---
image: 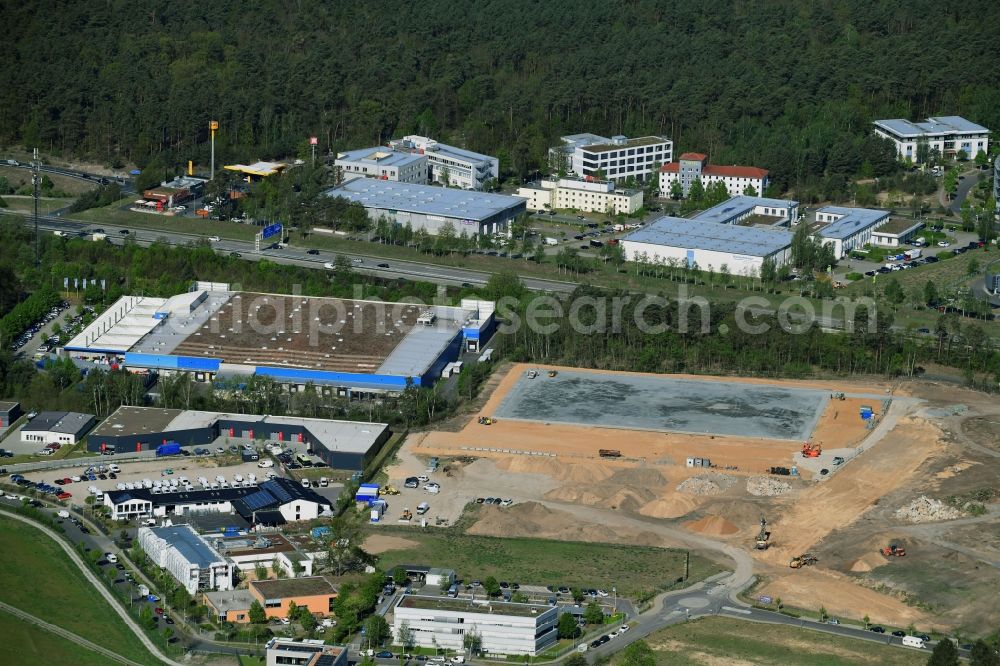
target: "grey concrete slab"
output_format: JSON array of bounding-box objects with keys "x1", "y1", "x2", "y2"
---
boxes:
[{"x1": 495, "y1": 370, "x2": 828, "y2": 441}]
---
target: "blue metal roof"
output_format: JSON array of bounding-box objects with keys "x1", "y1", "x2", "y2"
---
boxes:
[
  {"x1": 692, "y1": 195, "x2": 798, "y2": 225},
  {"x1": 815, "y1": 206, "x2": 889, "y2": 240},
  {"x1": 148, "y1": 525, "x2": 221, "y2": 567},
  {"x1": 327, "y1": 179, "x2": 526, "y2": 222},
  {"x1": 622, "y1": 216, "x2": 792, "y2": 257}
]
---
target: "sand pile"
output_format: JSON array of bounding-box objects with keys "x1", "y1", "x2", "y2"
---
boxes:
[
  {"x1": 638, "y1": 494, "x2": 700, "y2": 519},
  {"x1": 467, "y1": 502, "x2": 662, "y2": 545},
  {"x1": 544, "y1": 483, "x2": 657, "y2": 510},
  {"x1": 682, "y1": 514, "x2": 739, "y2": 536},
  {"x1": 747, "y1": 476, "x2": 791, "y2": 496},
  {"x1": 895, "y1": 496, "x2": 963, "y2": 523},
  {"x1": 495, "y1": 456, "x2": 614, "y2": 484},
  {"x1": 606, "y1": 467, "x2": 669, "y2": 488},
  {"x1": 677, "y1": 474, "x2": 736, "y2": 496}
]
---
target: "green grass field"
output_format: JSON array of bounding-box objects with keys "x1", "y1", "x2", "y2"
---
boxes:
[
  {"x1": 69, "y1": 199, "x2": 258, "y2": 241},
  {"x1": 371, "y1": 528, "x2": 722, "y2": 599},
  {"x1": 0, "y1": 611, "x2": 115, "y2": 666},
  {"x1": 0, "y1": 516, "x2": 157, "y2": 664},
  {"x1": 1, "y1": 196, "x2": 72, "y2": 214},
  {"x1": 626, "y1": 617, "x2": 920, "y2": 665}
]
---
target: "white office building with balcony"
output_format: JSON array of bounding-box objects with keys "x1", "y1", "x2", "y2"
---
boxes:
[
  {"x1": 138, "y1": 525, "x2": 234, "y2": 595},
  {"x1": 549, "y1": 133, "x2": 672, "y2": 183},
  {"x1": 392, "y1": 595, "x2": 558, "y2": 656},
  {"x1": 334, "y1": 147, "x2": 428, "y2": 184},
  {"x1": 872, "y1": 116, "x2": 989, "y2": 163},
  {"x1": 389, "y1": 136, "x2": 499, "y2": 190}
]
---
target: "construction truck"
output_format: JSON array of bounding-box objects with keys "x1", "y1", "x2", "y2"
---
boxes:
[
  {"x1": 880, "y1": 543, "x2": 906, "y2": 557},
  {"x1": 831, "y1": 392, "x2": 845, "y2": 400},
  {"x1": 547, "y1": 370, "x2": 558, "y2": 377},
  {"x1": 801, "y1": 442, "x2": 822, "y2": 458},
  {"x1": 755, "y1": 517, "x2": 770, "y2": 550},
  {"x1": 789, "y1": 553, "x2": 818, "y2": 568},
  {"x1": 477, "y1": 416, "x2": 494, "y2": 425},
  {"x1": 598, "y1": 449, "x2": 622, "y2": 458},
  {"x1": 399, "y1": 508, "x2": 412, "y2": 522},
  {"x1": 383, "y1": 484, "x2": 401, "y2": 496},
  {"x1": 526, "y1": 370, "x2": 538, "y2": 379}
]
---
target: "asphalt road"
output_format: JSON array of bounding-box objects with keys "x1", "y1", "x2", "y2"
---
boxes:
[
  {"x1": 1, "y1": 159, "x2": 134, "y2": 194},
  {"x1": 948, "y1": 169, "x2": 983, "y2": 214}
]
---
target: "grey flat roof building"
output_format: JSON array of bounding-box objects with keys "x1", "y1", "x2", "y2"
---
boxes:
[
  {"x1": 22, "y1": 411, "x2": 95, "y2": 437},
  {"x1": 146, "y1": 525, "x2": 222, "y2": 568},
  {"x1": 692, "y1": 195, "x2": 799, "y2": 225},
  {"x1": 815, "y1": 206, "x2": 889, "y2": 240},
  {"x1": 873, "y1": 116, "x2": 989, "y2": 138},
  {"x1": 623, "y1": 216, "x2": 793, "y2": 257},
  {"x1": 335, "y1": 147, "x2": 427, "y2": 169},
  {"x1": 327, "y1": 178, "x2": 525, "y2": 223}
]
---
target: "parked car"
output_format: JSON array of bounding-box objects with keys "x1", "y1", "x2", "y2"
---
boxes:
[{"x1": 423, "y1": 483, "x2": 440, "y2": 493}]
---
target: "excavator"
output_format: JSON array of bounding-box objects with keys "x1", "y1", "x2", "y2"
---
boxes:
[
  {"x1": 880, "y1": 543, "x2": 906, "y2": 557},
  {"x1": 801, "y1": 442, "x2": 822, "y2": 458},
  {"x1": 477, "y1": 416, "x2": 495, "y2": 425},
  {"x1": 383, "y1": 484, "x2": 401, "y2": 496},
  {"x1": 755, "y1": 517, "x2": 771, "y2": 550},
  {"x1": 789, "y1": 553, "x2": 818, "y2": 568}
]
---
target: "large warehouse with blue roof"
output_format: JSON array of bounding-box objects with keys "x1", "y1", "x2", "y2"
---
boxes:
[{"x1": 63, "y1": 283, "x2": 496, "y2": 397}]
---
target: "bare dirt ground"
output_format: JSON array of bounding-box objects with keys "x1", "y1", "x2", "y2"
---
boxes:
[
  {"x1": 387, "y1": 365, "x2": 999, "y2": 633},
  {"x1": 364, "y1": 534, "x2": 419, "y2": 554}
]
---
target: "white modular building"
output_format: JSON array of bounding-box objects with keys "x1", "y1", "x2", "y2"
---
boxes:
[
  {"x1": 872, "y1": 116, "x2": 989, "y2": 162},
  {"x1": 621, "y1": 215, "x2": 793, "y2": 275},
  {"x1": 812, "y1": 206, "x2": 891, "y2": 259},
  {"x1": 389, "y1": 136, "x2": 499, "y2": 190},
  {"x1": 334, "y1": 147, "x2": 428, "y2": 184},
  {"x1": 550, "y1": 133, "x2": 672, "y2": 183},
  {"x1": 137, "y1": 525, "x2": 233, "y2": 594},
  {"x1": 516, "y1": 177, "x2": 643, "y2": 215},
  {"x1": 393, "y1": 595, "x2": 559, "y2": 656}
]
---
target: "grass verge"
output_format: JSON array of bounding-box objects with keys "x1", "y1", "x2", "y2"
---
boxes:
[
  {"x1": 0, "y1": 610, "x2": 114, "y2": 666},
  {"x1": 370, "y1": 527, "x2": 722, "y2": 600},
  {"x1": 624, "y1": 616, "x2": 920, "y2": 665},
  {"x1": 69, "y1": 199, "x2": 258, "y2": 241},
  {"x1": 0, "y1": 516, "x2": 157, "y2": 664}
]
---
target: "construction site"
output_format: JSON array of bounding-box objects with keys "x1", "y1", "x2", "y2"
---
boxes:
[{"x1": 384, "y1": 363, "x2": 1000, "y2": 635}]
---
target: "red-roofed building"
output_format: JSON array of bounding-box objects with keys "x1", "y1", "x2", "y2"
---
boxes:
[{"x1": 660, "y1": 153, "x2": 768, "y2": 198}]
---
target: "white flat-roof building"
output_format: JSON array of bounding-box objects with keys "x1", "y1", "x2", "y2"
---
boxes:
[
  {"x1": 621, "y1": 216, "x2": 793, "y2": 275},
  {"x1": 516, "y1": 177, "x2": 643, "y2": 215},
  {"x1": 20, "y1": 411, "x2": 95, "y2": 446},
  {"x1": 550, "y1": 133, "x2": 672, "y2": 183},
  {"x1": 872, "y1": 116, "x2": 989, "y2": 163},
  {"x1": 334, "y1": 147, "x2": 428, "y2": 184},
  {"x1": 692, "y1": 195, "x2": 799, "y2": 226},
  {"x1": 870, "y1": 218, "x2": 923, "y2": 248},
  {"x1": 393, "y1": 595, "x2": 559, "y2": 656},
  {"x1": 813, "y1": 206, "x2": 891, "y2": 259},
  {"x1": 660, "y1": 153, "x2": 769, "y2": 197},
  {"x1": 327, "y1": 178, "x2": 525, "y2": 237},
  {"x1": 389, "y1": 136, "x2": 498, "y2": 191},
  {"x1": 265, "y1": 639, "x2": 347, "y2": 666},
  {"x1": 138, "y1": 525, "x2": 233, "y2": 594}
]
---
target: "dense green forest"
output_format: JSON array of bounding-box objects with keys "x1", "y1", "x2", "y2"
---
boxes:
[{"x1": 2, "y1": 1, "x2": 999, "y2": 193}]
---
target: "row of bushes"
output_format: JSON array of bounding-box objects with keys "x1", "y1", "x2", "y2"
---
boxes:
[{"x1": 0, "y1": 287, "x2": 61, "y2": 343}]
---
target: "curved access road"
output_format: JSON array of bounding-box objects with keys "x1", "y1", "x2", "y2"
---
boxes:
[
  {"x1": 0, "y1": 511, "x2": 184, "y2": 666},
  {"x1": 0, "y1": 599, "x2": 146, "y2": 665}
]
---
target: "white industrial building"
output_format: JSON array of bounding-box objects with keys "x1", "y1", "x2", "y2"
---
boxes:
[
  {"x1": 516, "y1": 177, "x2": 643, "y2": 215},
  {"x1": 389, "y1": 136, "x2": 499, "y2": 190},
  {"x1": 621, "y1": 216, "x2": 793, "y2": 274},
  {"x1": 265, "y1": 639, "x2": 347, "y2": 666},
  {"x1": 20, "y1": 411, "x2": 95, "y2": 447},
  {"x1": 870, "y1": 218, "x2": 923, "y2": 248},
  {"x1": 327, "y1": 178, "x2": 526, "y2": 236},
  {"x1": 872, "y1": 116, "x2": 990, "y2": 162},
  {"x1": 334, "y1": 147, "x2": 428, "y2": 184},
  {"x1": 692, "y1": 195, "x2": 799, "y2": 226},
  {"x1": 138, "y1": 525, "x2": 234, "y2": 595},
  {"x1": 393, "y1": 595, "x2": 559, "y2": 656},
  {"x1": 549, "y1": 133, "x2": 672, "y2": 182},
  {"x1": 659, "y1": 153, "x2": 769, "y2": 197},
  {"x1": 812, "y1": 206, "x2": 891, "y2": 259}
]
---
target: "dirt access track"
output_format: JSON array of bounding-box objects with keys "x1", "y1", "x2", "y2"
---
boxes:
[{"x1": 391, "y1": 364, "x2": 990, "y2": 631}]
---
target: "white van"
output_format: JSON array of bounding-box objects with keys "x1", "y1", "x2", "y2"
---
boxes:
[{"x1": 902, "y1": 636, "x2": 925, "y2": 649}]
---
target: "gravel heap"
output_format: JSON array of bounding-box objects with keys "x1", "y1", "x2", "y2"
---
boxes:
[
  {"x1": 746, "y1": 476, "x2": 791, "y2": 497},
  {"x1": 677, "y1": 474, "x2": 736, "y2": 496},
  {"x1": 894, "y1": 496, "x2": 964, "y2": 523}
]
